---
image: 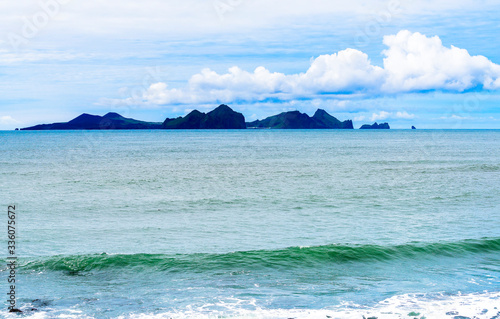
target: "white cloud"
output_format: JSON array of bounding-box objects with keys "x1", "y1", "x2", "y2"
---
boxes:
[
  {"x1": 102, "y1": 30, "x2": 500, "y2": 107},
  {"x1": 439, "y1": 114, "x2": 498, "y2": 121},
  {"x1": 296, "y1": 49, "x2": 385, "y2": 94},
  {"x1": 395, "y1": 111, "x2": 416, "y2": 119},
  {"x1": 382, "y1": 30, "x2": 500, "y2": 92},
  {"x1": 0, "y1": 116, "x2": 20, "y2": 125},
  {"x1": 1, "y1": 0, "x2": 499, "y2": 39},
  {"x1": 371, "y1": 111, "x2": 391, "y2": 122},
  {"x1": 0, "y1": 49, "x2": 88, "y2": 64},
  {"x1": 370, "y1": 111, "x2": 416, "y2": 122},
  {"x1": 449, "y1": 115, "x2": 471, "y2": 120}
]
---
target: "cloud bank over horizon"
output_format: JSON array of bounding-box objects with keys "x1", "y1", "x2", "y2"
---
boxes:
[{"x1": 102, "y1": 30, "x2": 500, "y2": 108}]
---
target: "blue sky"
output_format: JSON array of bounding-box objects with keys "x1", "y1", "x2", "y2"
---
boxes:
[{"x1": 1, "y1": 0, "x2": 500, "y2": 129}]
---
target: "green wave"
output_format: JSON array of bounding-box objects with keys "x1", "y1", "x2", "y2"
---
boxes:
[{"x1": 16, "y1": 237, "x2": 500, "y2": 274}]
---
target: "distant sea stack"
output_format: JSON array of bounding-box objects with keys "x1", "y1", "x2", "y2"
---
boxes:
[
  {"x1": 163, "y1": 104, "x2": 246, "y2": 129},
  {"x1": 246, "y1": 109, "x2": 353, "y2": 129},
  {"x1": 21, "y1": 113, "x2": 162, "y2": 130},
  {"x1": 359, "y1": 122, "x2": 390, "y2": 129},
  {"x1": 412, "y1": 126, "x2": 416, "y2": 130}
]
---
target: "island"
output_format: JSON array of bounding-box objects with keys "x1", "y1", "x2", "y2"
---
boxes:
[
  {"x1": 163, "y1": 104, "x2": 246, "y2": 129},
  {"x1": 359, "y1": 122, "x2": 390, "y2": 129},
  {"x1": 246, "y1": 109, "x2": 353, "y2": 129},
  {"x1": 21, "y1": 112, "x2": 162, "y2": 130}
]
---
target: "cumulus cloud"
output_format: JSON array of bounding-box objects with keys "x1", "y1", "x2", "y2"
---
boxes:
[
  {"x1": 382, "y1": 30, "x2": 500, "y2": 92},
  {"x1": 103, "y1": 30, "x2": 500, "y2": 107}
]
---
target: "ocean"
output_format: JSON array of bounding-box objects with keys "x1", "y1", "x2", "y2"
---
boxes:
[{"x1": 1, "y1": 130, "x2": 499, "y2": 318}]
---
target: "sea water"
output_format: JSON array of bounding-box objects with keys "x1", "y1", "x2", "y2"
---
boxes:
[{"x1": 0, "y1": 130, "x2": 499, "y2": 318}]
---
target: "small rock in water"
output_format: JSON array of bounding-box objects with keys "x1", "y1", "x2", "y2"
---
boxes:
[
  {"x1": 9, "y1": 308, "x2": 22, "y2": 313},
  {"x1": 446, "y1": 311, "x2": 459, "y2": 316},
  {"x1": 453, "y1": 316, "x2": 471, "y2": 319}
]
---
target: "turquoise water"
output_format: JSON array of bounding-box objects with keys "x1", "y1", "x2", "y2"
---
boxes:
[{"x1": 1, "y1": 130, "x2": 499, "y2": 318}]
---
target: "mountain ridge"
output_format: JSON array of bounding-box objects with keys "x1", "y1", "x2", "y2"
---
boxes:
[
  {"x1": 163, "y1": 104, "x2": 246, "y2": 129},
  {"x1": 246, "y1": 109, "x2": 353, "y2": 129},
  {"x1": 359, "y1": 122, "x2": 391, "y2": 130},
  {"x1": 20, "y1": 105, "x2": 385, "y2": 130},
  {"x1": 21, "y1": 112, "x2": 163, "y2": 130}
]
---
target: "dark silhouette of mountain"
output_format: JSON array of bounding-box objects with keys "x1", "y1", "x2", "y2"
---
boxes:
[
  {"x1": 21, "y1": 113, "x2": 162, "y2": 130},
  {"x1": 312, "y1": 109, "x2": 354, "y2": 129},
  {"x1": 20, "y1": 105, "x2": 358, "y2": 131},
  {"x1": 163, "y1": 104, "x2": 246, "y2": 129},
  {"x1": 246, "y1": 111, "x2": 313, "y2": 129},
  {"x1": 412, "y1": 126, "x2": 416, "y2": 129},
  {"x1": 246, "y1": 109, "x2": 353, "y2": 129},
  {"x1": 162, "y1": 110, "x2": 206, "y2": 129},
  {"x1": 359, "y1": 122, "x2": 391, "y2": 129}
]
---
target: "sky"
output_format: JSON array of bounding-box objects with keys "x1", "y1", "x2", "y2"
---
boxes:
[{"x1": 1, "y1": 0, "x2": 500, "y2": 129}]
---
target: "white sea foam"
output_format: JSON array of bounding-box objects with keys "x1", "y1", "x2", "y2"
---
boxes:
[
  {"x1": 8, "y1": 291, "x2": 495, "y2": 319},
  {"x1": 1, "y1": 308, "x2": 94, "y2": 319},
  {"x1": 122, "y1": 291, "x2": 500, "y2": 319}
]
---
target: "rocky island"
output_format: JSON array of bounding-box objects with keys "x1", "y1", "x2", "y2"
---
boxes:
[
  {"x1": 246, "y1": 109, "x2": 353, "y2": 129},
  {"x1": 163, "y1": 104, "x2": 246, "y2": 129},
  {"x1": 21, "y1": 112, "x2": 162, "y2": 130},
  {"x1": 359, "y1": 122, "x2": 391, "y2": 129}
]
